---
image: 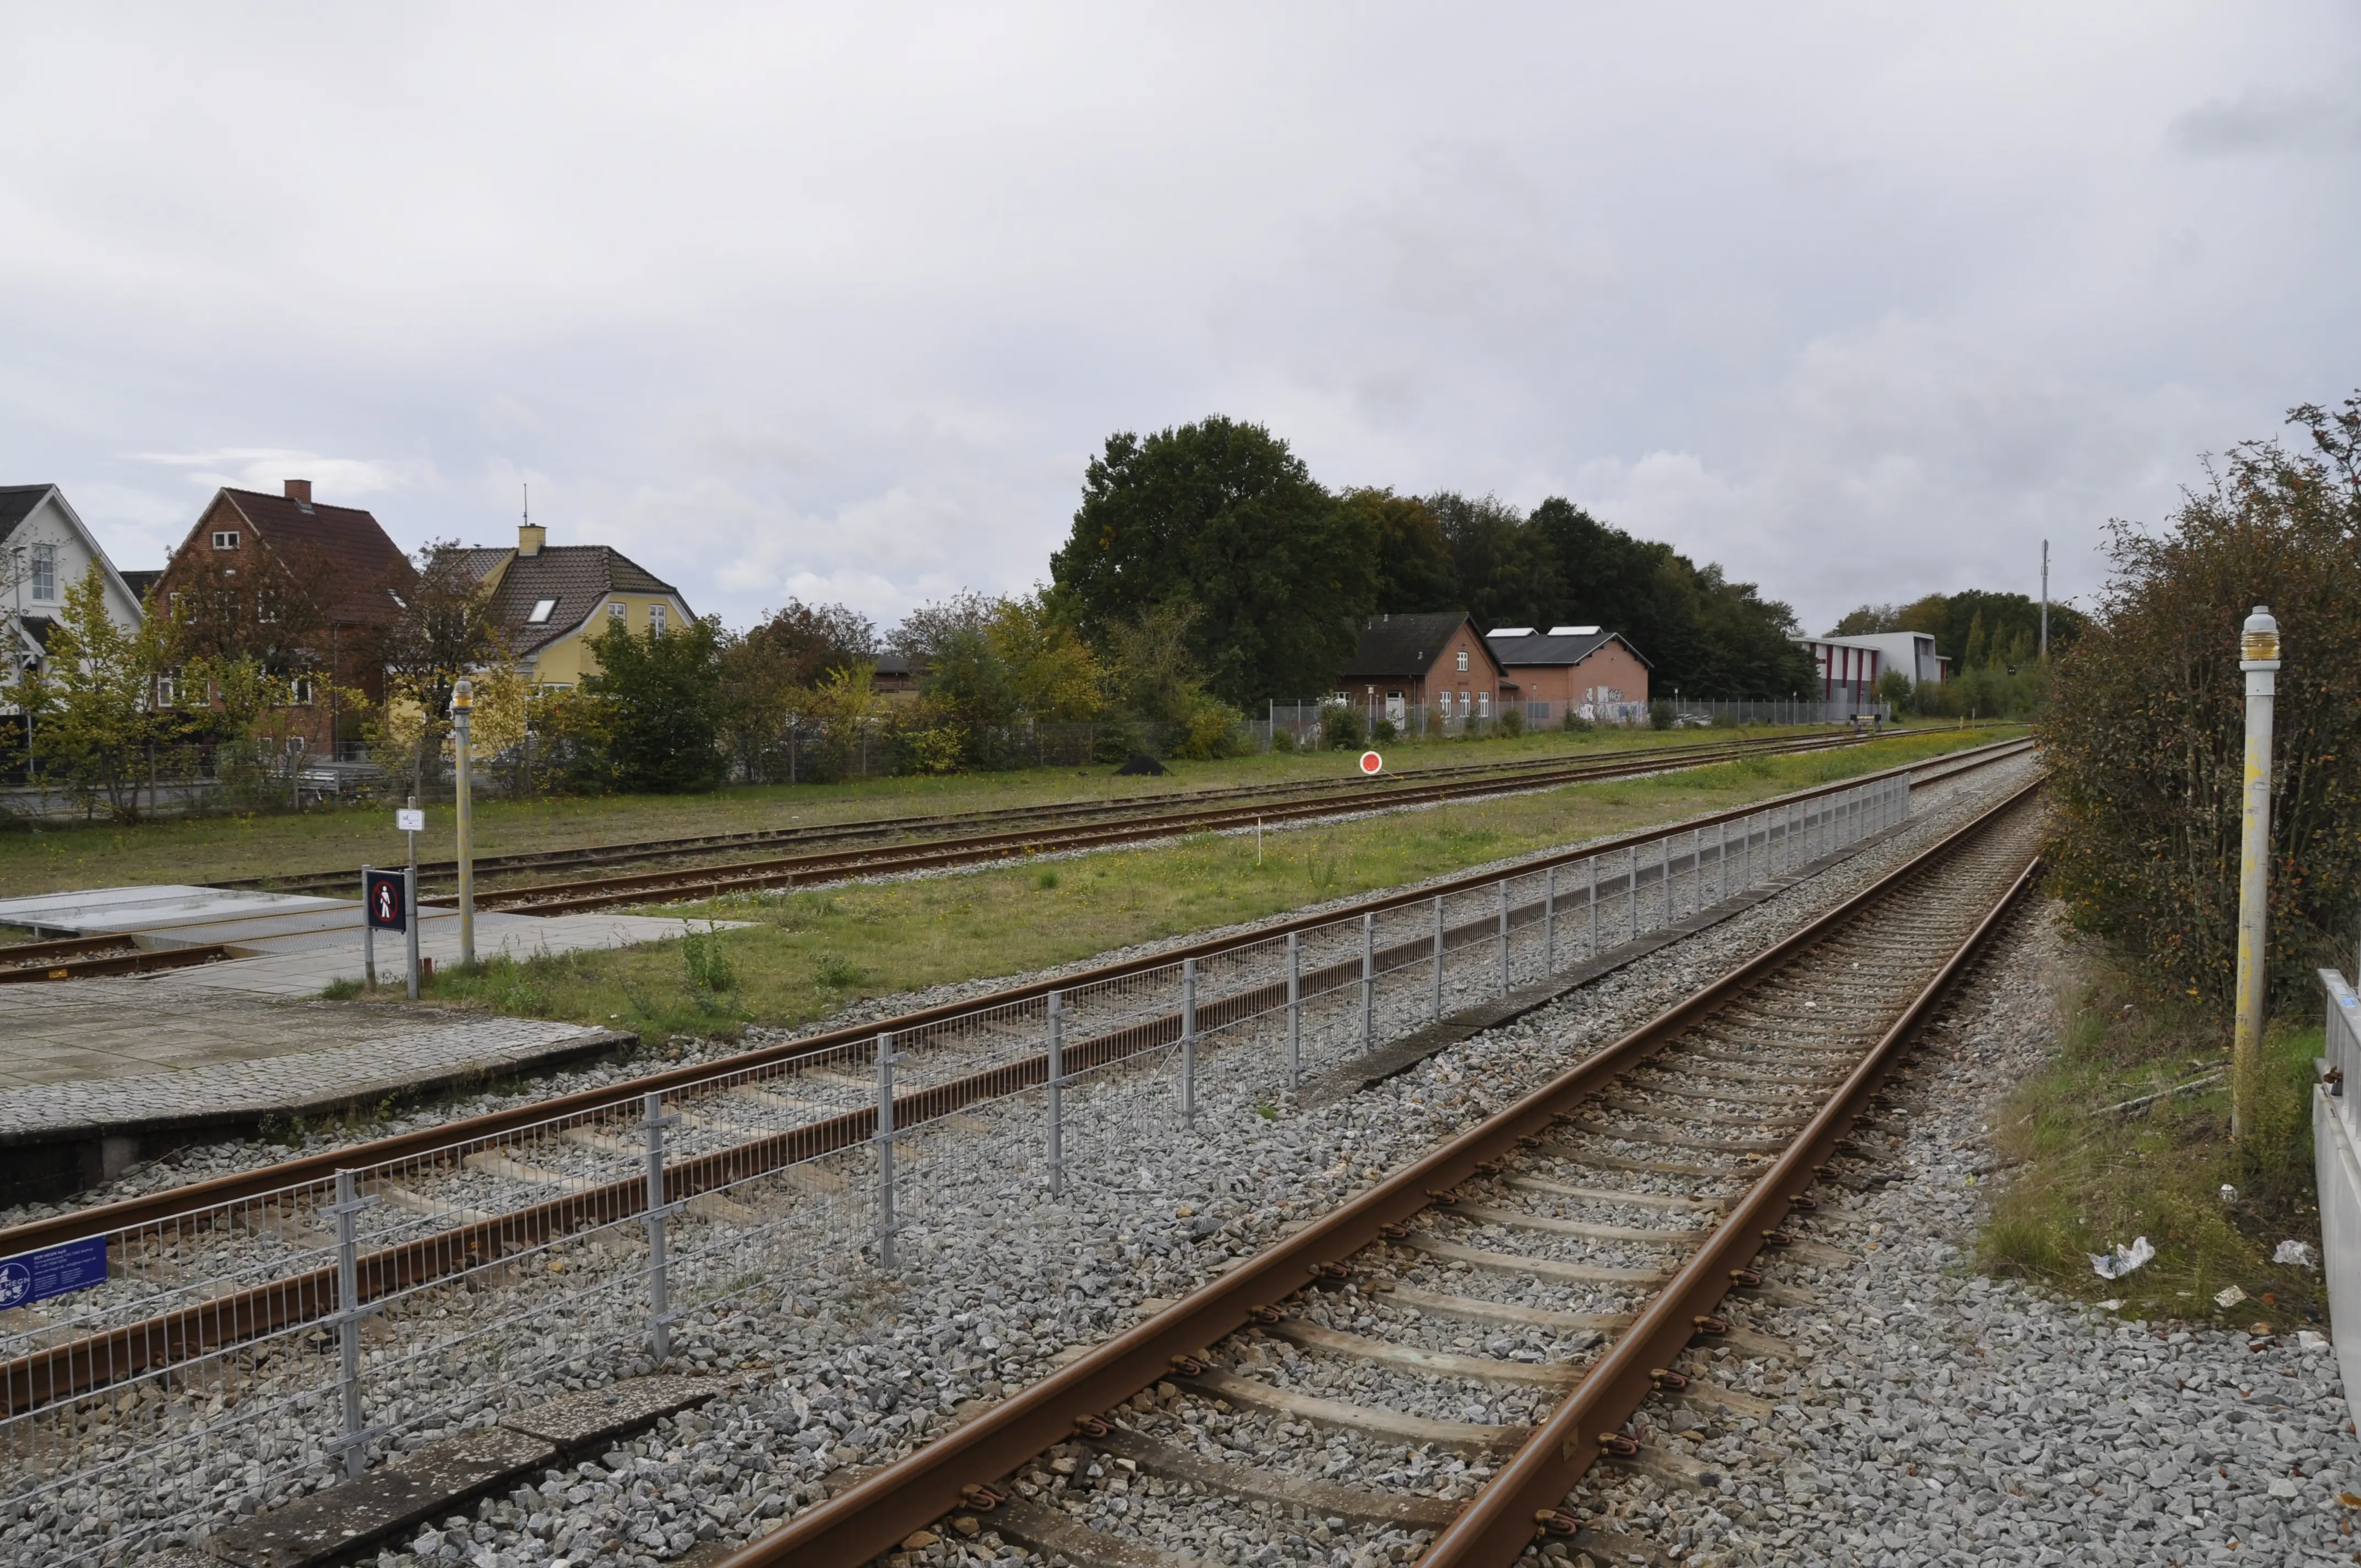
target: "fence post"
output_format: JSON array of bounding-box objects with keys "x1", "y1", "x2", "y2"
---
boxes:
[
  {"x1": 1627, "y1": 846, "x2": 1639, "y2": 943},
  {"x1": 1361, "y1": 912, "x2": 1375, "y2": 1052},
  {"x1": 1586, "y1": 856, "x2": 1598, "y2": 957},
  {"x1": 1046, "y1": 992, "x2": 1064, "y2": 1195},
  {"x1": 1497, "y1": 879, "x2": 1511, "y2": 994},
  {"x1": 1430, "y1": 896, "x2": 1444, "y2": 1020},
  {"x1": 874, "y1": 1033, "x2": 899, "y2": 1270},
  {"x1": 643, "y1": 1090, "x2": 679, "y2": 1360},
  {"x1": 1716, "y1": 820, "x2": 1726, "y2": 903},
  {"x1": 327, "y1": 1168, "x2": 381, "y2": 1480},
  {"x1": 1286, "y1": 932, "x2": 1303, "y2": 1090},
  {"x1": 1661, "y1": 834, "x2": 1672, "y2": 928},
  {"x1": 1543, "y1": 864, "x2": 1556, "y2": 973},
  {"x1": 1182, "y1": 958, "x2": 1199, "y2": 1130}
]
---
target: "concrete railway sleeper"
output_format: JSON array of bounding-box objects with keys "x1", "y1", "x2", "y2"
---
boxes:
[{"x1": 715, "y1": 780, "x2": 2046, "y2": 1568}]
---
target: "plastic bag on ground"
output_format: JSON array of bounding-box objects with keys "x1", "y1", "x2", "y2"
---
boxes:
[
  {"x1": 2274, "y1": 1239, "x2": 2318, "y2": 1269},
  {"x1": 2089, "y1": 1236, "x2": 2155, "y2": 1280}
]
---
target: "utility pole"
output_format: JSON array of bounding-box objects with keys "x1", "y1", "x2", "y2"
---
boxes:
[
  {"x1": 2232, "y1": 606, "x2": 2281, "y2": 1139},
  {"x1": 2039, "y1": 541, "x2": 2049, "y2": 663},
  {"x1": 451, "y1": 677, "x2": 475, "y2": 967}
]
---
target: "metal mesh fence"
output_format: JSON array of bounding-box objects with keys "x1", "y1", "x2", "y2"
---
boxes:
[{"x1": 0, "y1": 774, "x2": 1910, "y2": 1561}]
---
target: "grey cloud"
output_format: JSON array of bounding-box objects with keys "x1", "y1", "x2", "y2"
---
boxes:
[{"x1": 2170, "y1": 88, "x2": 2361, "y2": 157}]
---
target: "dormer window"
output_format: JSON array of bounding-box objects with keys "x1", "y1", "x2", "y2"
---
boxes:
[
  {"x1": 527, "y1": 597, "x2": 558, "y2": 624},
  {"x1": 212, "y1": 530, "x2": 239, "y2": 549}
]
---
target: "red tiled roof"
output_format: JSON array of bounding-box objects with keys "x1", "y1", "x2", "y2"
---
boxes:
[{"x1": 216, "y1": 488, "x2": 412, "y2": 625}]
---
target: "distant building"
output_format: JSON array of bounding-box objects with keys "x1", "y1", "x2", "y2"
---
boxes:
[
  {"x1": 1794, "y1": 631, "x2": 1948, "y2": 706},
  {"x1": 148, "y1": 480, "x2": 413, "y2": 750},
  {"x1": 872, "y1": 650, "x2": 920, "y2": 693},
  {"x1": 1335, "y1": 612, "x2": 1509, "y2": 724},
  {"x1": 1484, "y1": 626, "x2": 1651, "y2": 721},
  {"x1": 455, "y1": 522, "x2": 696, "y2": 690},
  {"x1": 1, "y1": 485, "x2": 148, "y2": 684}
]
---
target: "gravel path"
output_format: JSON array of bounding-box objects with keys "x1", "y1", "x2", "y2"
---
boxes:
[{"x1": 1562, "y1": 903, "x2": 2358, "y2": 1567}]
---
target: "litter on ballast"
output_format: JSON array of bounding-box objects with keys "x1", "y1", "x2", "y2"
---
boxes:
[
  {"x1": 2215, "y1": 1285, "x2": 2248, "y2": 1309},
  {"x1": 2089, "y1": 1237, "x2": 2155, "y2": 1280},
  {"x1": 2095, "y1": 1299, "x2": 2124, "y2": 1311},
  {"x1": 2273, "y1": 1239, "x2": 2319, "y2": 1269},
  {"x1": 2300, "y1": 1330, "x2": 2332, "y2": 1352}
]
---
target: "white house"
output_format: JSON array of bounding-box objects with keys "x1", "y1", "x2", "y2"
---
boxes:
[{"x1": 2, "y1": 486, "x2": 148, "y2": 679}]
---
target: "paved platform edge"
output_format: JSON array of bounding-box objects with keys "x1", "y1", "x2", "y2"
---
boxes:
[{"x1": 0, "y1": 1026, "x2": 637, "y2": 1151}]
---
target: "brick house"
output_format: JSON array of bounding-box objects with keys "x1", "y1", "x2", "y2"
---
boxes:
[
  {"x1": 1334, "y1": 612, "x2": 1511, "y2": 726},
  {"x1": 1484, "y1": 626, "x2": 1652, "y2": 721},
  {"x1": 149, "y1": 480, "x2": 412, "y2": 752}
]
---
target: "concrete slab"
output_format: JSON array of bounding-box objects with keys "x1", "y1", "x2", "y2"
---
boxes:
[{"x1": 200, "y1": 1424, "x2": 557, "y2": 1568}]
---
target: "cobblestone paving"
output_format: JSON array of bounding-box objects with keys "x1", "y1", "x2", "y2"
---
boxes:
[{"x1": 0, "y1": 977, "x2": 621, "y2": 1137}]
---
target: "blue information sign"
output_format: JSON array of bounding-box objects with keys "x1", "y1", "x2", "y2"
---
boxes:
[{"x1": 0, "y1": 1235, "x2": 107, "y2": 1309}]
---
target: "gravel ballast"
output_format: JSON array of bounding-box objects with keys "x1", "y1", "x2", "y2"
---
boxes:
[
  {"x1": 1562, "y1": 905, "x2": 2357, "y2": 1567},
  {"x1": 4, "y1": 761, "x2": 2049, "y2": 1566}
]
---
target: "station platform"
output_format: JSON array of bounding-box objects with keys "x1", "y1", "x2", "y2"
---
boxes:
[{"x1": 0, "y1": 884, "x2": 735, "y2": 998}]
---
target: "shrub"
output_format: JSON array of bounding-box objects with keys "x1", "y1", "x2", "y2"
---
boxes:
[
  {"x1": 1323, "y1": 704, "x2": 1365, "y2": 749},
  {"x1": 1370, "y1": 717, "x2": 1398, "y2": 743},
  {"x1": 1650, "y1": 701, "x2": 1674, "y2": 730},
  {"x1": 1562, "y1": 711, "x2": 1595, "y2": 733},
  {"x1": 2042, "y1": 393, "x2": 2361, "y2": 1006},
  {"x1": 1499, "y1": 706, "x2": 1525, "y2": 738},
  {"x1": 1269, "y1": 728, "x2": 1297, "y2": 754}
]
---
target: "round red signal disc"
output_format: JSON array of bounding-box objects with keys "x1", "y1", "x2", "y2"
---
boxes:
[{"x1": 1359, "y1": 750, "x2": 1383, "y2": 775}]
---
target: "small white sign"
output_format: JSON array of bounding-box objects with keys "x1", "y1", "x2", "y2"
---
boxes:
[{"x1": 396, "y1": 808, "x2": 426, "y2": 832}]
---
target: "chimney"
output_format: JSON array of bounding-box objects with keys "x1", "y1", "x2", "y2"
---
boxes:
[
  {"x1": 519, "y1": 522, "x2": 546, "y2": 557},
  {"x1": 283, "y1": 479, "x2": 312, "y2": 503}
]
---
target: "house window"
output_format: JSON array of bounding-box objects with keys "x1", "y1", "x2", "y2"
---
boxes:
[
  {"x1": 29, "y1": 544, "x2": 55, "y2": 601},
  {"x1": 649, "y1": 603, "x2": 667, "y2": 634},
  {"x1": 1477, "y1": 692, "x2": 1492, "y2": 718},
  {"x1": 527, "y1": 597, "x2": 559, "y2": 624},
  {"x1": 608, "y1": 601, "x2": 627, "y2": 622},
  {"x1": 1455, "y1": 649, "x2": 1469, "y2": 672},
  {"x1": 212, "y1": 530, "x2": 239, "y2": 550},
  {"x1": 155, "y1": 673, "x2": 177, "y2": 707},
  {"x1": 291, "y1": 677, "x2": 315, "y2": 706}
]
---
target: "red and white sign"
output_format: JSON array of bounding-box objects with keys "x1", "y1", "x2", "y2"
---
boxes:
[{"x1": 1359, "y1": 750, "x2": 1384, "y2": 776}]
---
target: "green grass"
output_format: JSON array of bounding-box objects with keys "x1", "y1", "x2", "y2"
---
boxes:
[
  {"x1": 0, "y1": 720, "x2": 1999, "y2": 900},
  {"x1": 1977, "y1": 954, "x2": 2326, "y2": 1329},
  {"x1": 413, "y1": 727, "x2": 2015, "y2": 1043}
]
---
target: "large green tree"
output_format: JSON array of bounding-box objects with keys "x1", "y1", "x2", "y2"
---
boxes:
[{"x1": 1050, "y1": 417, "x2": 1378, "y2": 706}]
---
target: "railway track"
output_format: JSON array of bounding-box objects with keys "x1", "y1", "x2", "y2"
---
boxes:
[
  {"x1": 723, "y1": 777, "x2": 2046, "y2": 1568},
  {"x1": 0, "y1": 746, "x2": 2039, "y2": 1565},
  {"x1": 209, "y1": 729, "x2": 1887, "y2": 910},
  {"x1": 0, "y1": 737, "x2": 2028, "y2": 1261},
  {"x1": 466, "y1": 731, "x2": 1934, "y2": 916}
]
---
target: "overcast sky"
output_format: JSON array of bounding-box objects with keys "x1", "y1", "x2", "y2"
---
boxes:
[{"x1": 4, "y1": 4, "x2": 2355, "y2": 641}]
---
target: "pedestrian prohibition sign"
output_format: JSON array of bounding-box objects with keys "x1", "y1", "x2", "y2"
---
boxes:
[
  {"x1": 365, "y1": 868, "x2": 408, "y2": 933},
  {"x1": 1359, "y1": 750, "x2": 1384, "y2": 776}
]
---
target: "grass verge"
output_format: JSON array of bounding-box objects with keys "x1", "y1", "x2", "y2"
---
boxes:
[
  {"x1": 414, "y1": 727, "x2": 2013, "y2": 1043},
  {"x1": 0, "y1": 721, "x2": 2014, "y2": 900},
  {"x1": 1977, "y1": 948, "x2": 2326, "y2": 1329}
]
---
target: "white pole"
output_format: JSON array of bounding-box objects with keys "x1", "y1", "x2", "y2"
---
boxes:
[{"x1": 2233, "y1": 606, "x2": 2281, "y2": 1140}]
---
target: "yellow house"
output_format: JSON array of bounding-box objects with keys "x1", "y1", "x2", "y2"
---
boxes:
[{"x1": 459, "y1": 523, "x2": 697, "y2": 690}]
